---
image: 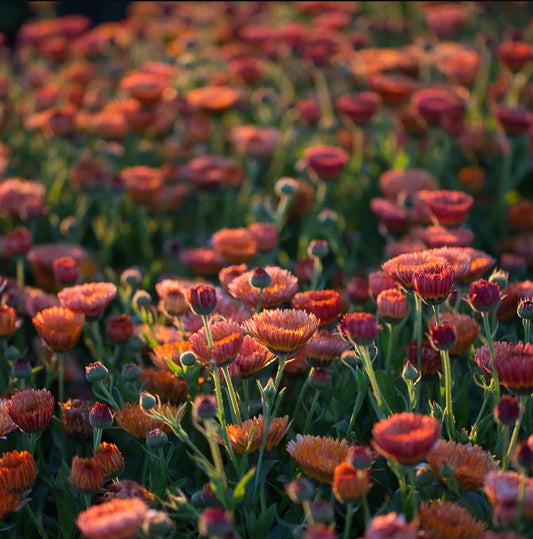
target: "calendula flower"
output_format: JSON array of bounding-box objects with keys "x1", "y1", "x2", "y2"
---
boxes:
[
  {"x1": 368, "y1": 271, "x2": 399, "y2": 299},
  {"x1": 115, "y1": 402, "x2": 174, "y2": 439},
  {"x1": 223, "y1": 415, "x2": 290, "y2": 455},
  {"x1": 59, "y1": 399, "x2": 92, "y2": 440},
  {"x1": 338, "y1": 312, "x2": 380, "y2": 347},
  {"x1": 382, "y1": 252, "x2": 447, "y2": 292},
  {"x1": 301, "y1": 330, "x2": 349, "y2": 368},
  {"x1": 0, "y1": 488, "x2": 23, "y2": 519},
  {"x1": 492, "y1": 341, "x2": 533, "y2": 394},
  {"x1": 412, "y1": 261, "x2": 455, "y2": 305},
  {"x1": 0, "y1": 305, "x2": 17, "y2": 338},
  {"x1": 332, "y1": 462, "x2": 372, "y2": 503},
  {"x1": 428, "y1": 311, "x2": 480, "y2": 357},
  {"x1": 247, "y1": 222, "x2": 278, "y2": 251},
  {"x1": 76, "y1": 497, "x2": 148, "y2": 539},
  {"x1": 139, "y1": 368, "x2": 188, "y2": 402},
  {"x1": 234, "y1": 335, "x2": 275, "y2": 378},
  {"x1": 212, "y1": 227, "x2": 257, "y2": 263},
  {"x1": 0, "y1": 450, "x2": 36, "y2": 493},
  {"x1": 99, "y1": 479, "x2": 155, "y2": 506},
  {"x1": 427, "y1": 439, "x2": 497, "y2": 490},
  {"x1": 7, "y1": 388, "x2": 55, "y2": 433},
  {"x1": 228, "y1": 266, "x2": 298, "y2": 309},
  {"x1": 372, "y1": 412, "x2": 441, "y2": 465},
  {"x1": 189, "y1": 318, "x2": 244, "y2": 368},
  {"x1": 150, "y1": 341, "x2": 190, "y2": 371},
  {"x1": 419, "y1": 500, "x2": 487, "y2": 538},
  {"x1": 70, "y1": 455, "x2": 105, "y2": 494},
  {"x1": 58, "y1": 282, "x2": 117, "y2": 320},
  {"x1": 93, "y1": 442, "x2": 124, "y2": 477},
  {"x1": 287, "y1": 434, "x2": 351, "y2": 483},
  {"x1": 379, "y1": 168, "x2": 437, "y2": 199},
  {"x1": 418, "y1": 225, "x2": 474, "y2": 248},
  {"x1": 303, "y1": 145, "x2": 349, "y2": 181},
  {"x1": 497, "y1": 39, "x2": 533, "y2": 72},
  {"x1": 33, "y1": 306, "x2": 84, "y2": 352},
  {"x1": 364, "y1": 512, "x2": 417, "y2": 539},
  {"x1": 0, "y1": 400, "x2": 16, "y2": 438},
  {"x1": 485, "y1": 470, "x2": 533, "y2": 525},
  {"x1": 243, "y1": 308, "x2": 319, "y2": 356},
  {"x1": 186, "y1": 85, "x2": 241, "y2": 114},
  {"x1": 376, "y1": 289, "x2": 407, "y2": 324},
  {"x1": 292, "y1": 290, "x2": 342, "y2": 327}
]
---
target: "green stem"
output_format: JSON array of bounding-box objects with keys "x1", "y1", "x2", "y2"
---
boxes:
[
  {"x1": 482, "y1": 312, "x2": 500, "y2": 403},
  {"x1": 16, "y1": 257, "x2": 25, "y2": 288},
  {"x1": 506, "y1": 396, "x2": 528, "y2": 467},
  {"x1": 407, "y1": 466, "x2": 418, "y2": 520},
  {"x1": 243, "y1": 378, "x2": 251, "y2": 418},
  {"x1": 303, "y1": 389, "x2": 320, "y2": 434},
  {"x1": 222, "y1": 365, "x2": 242, "y2": 425},
  {"x1": 93, "y1": 427, "x2": 103, "y2": 452},
  {"x1": 212, "y1": 366, "x2": 226, "y2": 427},
  {"x1": 343, "y1": 503, "x2": 354, "y2": 539},
  {"x1": 56, "y1": 352, "x2": 65, "y2": 404},
  {"x1": 523, "y1": 319, "x2": 531, "y2": 344},
  {"x1": 359, "y1": 345, "x2": 391, "y2": 418},
  {"x1": 440, "y1": 349, "x2": 455, "y2": 441},
  {"x1": 25, "y1": 503, "x2": 48, "y2": 539},
  {"x1": 413, "y1": 294, "x2": 423, "y2": 413},
  {"x1": 501, "y1": 425, "x2": 510, "y2": 470},
  {"x1": 273, "y1": 354, "x2": 287, "y2": 394},
  {"x1": 385, "y1": 323, "x2": 395, "y2": 373}
]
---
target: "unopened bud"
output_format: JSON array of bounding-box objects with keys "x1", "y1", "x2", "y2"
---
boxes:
[
  {"x1": 250, "y1": 267, "x2": 272, "y2": 290},
  {"x1": 85, "y1": 361, "x2": 109, "y2": 383},
  {"x1": 140, "y1": 391, "x2": 157, "y2": 411}
]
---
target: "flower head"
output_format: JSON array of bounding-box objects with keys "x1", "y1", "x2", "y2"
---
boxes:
[
  {"x1": 0, "y1": 450, "x2": 36, "y2": 493},
  {"x1": 338, "y1": 312, "x2": 380, "y2": 347},
  {"x1": 0, "y1": 305, "x2": 17, "y2": 338},
  {"x1": 234, "y1": 335, "x2": 275, "y2": 378},
  {"x1": 0, "y1": 399, "x2": 16, "y2": 438},
  {"x1": 287, "y1": 434, "x2": 351, "y2": 483},
  {"x1": 302, "y1": 330, "x2": 349, "y2": 368},
  {"x1": 76, "y1": 497, "x2": 148, "y2": 539},
  {"x1": 33, "y1": 306, "x2": 84, "y2": 352},
  {"x1": 70, "y1": 455, "x2": 105, "y2": 493},
  {"x1": 364, "y1": 512, "x2": 417, "y2": 539},
  {"x1": 412, "y1": 261, "x2": 455, "y2": 305},
  {"x1": 58, "y1": 282, "x2": 117, "y2": 320},
  {"x1": 427, "y1": 439, "x2": 497, "y2": 490},
  {"x1": 303, "y1": 145, "x2": 348, "y2": 181},
  {"x1": 419, "y1": 500, "x2": 487, "y2": 538},
  {"x1": 376, "y1": 289, "x2": 407, "y2": 324},
  {"x1": 428, "y1": 311, "x2": 480, "y2": 357},
  {"x1": 115, "y1": 402, "x2": 175, "y2": 439},
  {"x1": 7, "y1": 388, "x2": 55, "y2": 433},
  {"x1": 372, "y1": 412, "x2": 441, "y2": 465},
  {"x1": 485, "y1": 470, "x2": 533, "y2": 525},
  {"x1": 492, "y1": 341, "x2": 533, "y2": 394},
  {"x1": 469, "y1": 279, "x2": 501, "y2": 313},
  {"x1": 93, "y1": 442, "x2": 124, "y2": 477},
  {"x1": 212, "y1": 227, "x2": 257, "y2": 263},
  {"x1": 332, "y1": 462, "x2": 371, "y2": 503},
  {"x1": 292, "y1": 290, "x2": 342, "y2": 327},
  {"x1": 223, "y1": 415, "x2": 290, "y2": 455},
  {"x1": 243, "y1": 308, "x2": 319, "y2": 356},
  {"x1": 139, "y1": 368, "x2": 188, "y2": 402},
  {"x1": 382, "y1": 252, "x2": 447, "y2": 292}
]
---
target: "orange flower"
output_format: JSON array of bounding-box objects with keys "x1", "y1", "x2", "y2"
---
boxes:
[
  {"x1": 234, "y1": 335, "x2": 275, "y2": 378},
  {"x1": 150, "y1": 341, "x2": 191, "y2": 371},
  {"x1": 100, "y1": 479, "x2": 155, "y2": 506},
  {"x1": 76, "y1": 497, "x2": 148, "y2": 539},
  {"x1": 228, "y1": 266, "x2": 298, "y2": 309},
  {"x1": 412, "y1": 261, "x2": 455, "y2": 305},
  {"x1": 224, "y1": 415, "x2": 290, "y2": 455},
  {"x1": 115, "y1": 402, "x2": 174, "y2": 439},
  {"x1": 242, "y1": 308, "x2": 319, "y2": 356},
  {"x1": 58, "y1": 282, "x2": 117, "y2": 320},
  {"x1": 0, "y1": 305, "x2": 17, "y2": 337},
  {"x1": 497, "y1": 40, "x2": 533, "y2": 73},
  {"x1": 371, "y1": 412, "x2": 441, "y2": 465},
  {"x1": 287, "y1": 434, "x2": 351, "y2": 483},
  {"x1": 418, "y1": 225, "x2": 474, "y2": 248},
  {"x1": 428, "y1": 311, "x2": 480, "y2": 357},
  {"x1": 364, "y1": 512, "x2": 417, "y2": 539},
  {"x1": 292, "y1": 290, "x2": 342, "y2": 327},
  {"x1": 7, "y1": 388, "x2": 55, "y2": 433},
  {"x1": 301, "y1": 330, "x2": 348, "y2": 368},
  {"x1": 335, "y1": 91, "x2": 381, "y2": 124},
  {"x1": 93, "y1": 442, "x2": 124, "y2": 477},
  {"x1": 120, "y1": 70, "x2": 167, "y2": 105},
  {"x1": 70, "y1": 455, "x2": 105, "y2": 493},
  {"x1": 376, "y1": 289, "x2": 407, "y2": 324},
  {"x1": 419, "y1": 189, "x2": 473, "y2": 227},
  {"x1": 0, "y1": 399, "x2": 16, "y2": 438},
  {"x1": 0, "y1": 450, "x2": 36, "y2": 493},
  {"x1": 332, "y1": 462, "x2": 371, "y2": 503},
  {"x1": 426, "y1": 439, "x2": 497, "y2": 490},
  {"x1": 186, "y1": 85, "x2": 241, "y2": 115},
  {"x1": 382, "y1": 252, "x2": 447, "y2": 292},
  {"x1": 492, "y1": 342, "x2": 533, "y2": 394},
  {"x1": 247, "y1": 222, "x2": 279, "y2": 252},
  {"x1": 378, "y1": 168, "x2": 437, "y2": 200},
  {"x1": 428, "y1": 246, "x2": 495, "y2": 284},
  {"x1": 33, "y1": 306, "x2": 84, "y2": 352},
  {"x1": 189, "y1": 318, "x2": 244, "y2": 368},
  {"x1": 303, "y1": 145, "x2": 349, "y2": 181},
  {"x1": 139, "y1": 368, "x2": 188, "y2": 402},
  {"x1": 212, "y1": 227, "x2": 257, "y2": 264},
  {"x1": 0, "y1": 488, "x2": 23, "y2": 519},
  {"x1": 60, "y1": 398, "x2": 92, "y2": 440},
  {"x1": 420, "y1": 500, "x2": 486, "y2": 538}
]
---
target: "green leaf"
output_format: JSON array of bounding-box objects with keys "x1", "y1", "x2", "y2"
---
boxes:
[{"x1": 231, "y1": 467, "x2": 256, "y2": 506}]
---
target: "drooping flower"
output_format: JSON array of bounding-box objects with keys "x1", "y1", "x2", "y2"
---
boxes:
[
  {"x1": 223, "y1": 415, "x2": 290, "y2": 455},
  {"x1": 0, "y1": 450, "x2": 36, "y2": 493},
  {"x1": 371, "y1": 412, "x2": 441, "y2": 465},
  {"x1": 287, "y1": 434, "x2": 351, "y2": 483},
  {"x1": 189, "y1": 318, "x2": 244, "y2": 368},
  {"x1": 419, "y1": 500, "x2": 487, "y2": 538},
  {"x1": 7, "y1": 389, "x2": 55, "y2": 433},
  {"x1": 228, "y1": 266, "x2": 298, "y2": 309},
  {"x1": 292, "y1": 290, "x2": 342, "y2": 326},
  {"x1": 76, "y1": 497, "x2": 148, "y2": 539},
  {"x1": 58, "y1": 282, "x2": 117, "y2": 320},
  {"x1": 426, "y1": 439, "x2": 497, "y2": 490},
  {"x1": 243, "y1": 309, "x2": 319, "y2": 356},
  {"x1": 33, "y1": 306, "x2": 84, "y2": 352}
]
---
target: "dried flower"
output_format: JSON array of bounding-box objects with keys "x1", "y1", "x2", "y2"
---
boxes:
[
  {"x1": 223, "y1": 415, "x2": 290, "y2": 455},
  {"x1": 189, "y1": 318, "x2": 244, "y2": 368},
  {"x1": 76, "y1": 497, "x2": 148, "y2": 539},
  {"x1": 33, "y1": 306, "x2": 84, "y2": 352},
  {"x1": 419, "y1": 500, "x2": 487, "y2": 538},
  {"x1": 372, "y1": 412, "x2": 441, "y2": 465},
  {"x1": 7, "y1": 388, "x2": 55, "y2": 433},
  {"x1": 60, "y1": 399, "x2": 92, "y2": 440},
  {"x1": 0, "y1": 450, "x2": 36, "y2": 493},
  {"x1": 243, "y1": 308, "x2": 319, "y2": 356},
  {"x1": 58, "y1": 282, "x2": 117, "y2": 320},
  {"x1": 427, "y1": 439, "x2": 497, "y2": 490},
  {"x1": 287, "y1": 434, "x2": 351, "y2": 483}
]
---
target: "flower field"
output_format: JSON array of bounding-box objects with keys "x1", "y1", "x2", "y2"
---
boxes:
[{"x1": 2, "y1": 1, "x2": 533, "y2": 537}]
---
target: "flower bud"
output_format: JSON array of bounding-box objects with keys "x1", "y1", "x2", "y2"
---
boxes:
[
  {"x1": 187, "y1": 284, "x2": 218, "y2": 316},
  {"x1": 308, "y1": 367, "x2": 331, "y2": 391},
  {"x1": 275, "y1": 177, "x2": 297, "y2": 197},
  {"x1": 346, "y1": 445, "x2": 375, "y2": 470},
  {"x1": 121, "y1": 268, "x2": 142, "y2": 289},
  {"x1": 12, "y1": 357, "x2": 32, "y2": 379},
  {"x1": 402, "y1": 360, "x2": 419, "y2": 382},
  {"x1": 4, "y1": 345, "x2": 21, "y2": 361},
  {"x1": 198, "y1": 507, "x2": 233, "y2": 537},
  {"x1": 85, "y1": 361, "x2": 109, "y2": 383},
  {"x1": 139, "y1": 391, "x2": 157, "y2": 411},
  {"x1": 142, "y1": 509, "x2": 175, "y2": 538},
  {"x1": 489, "y1": 268, "x2": 509, "y2": 292},
  {"x1": 494, "y1": 395, "x2": 521, "y2": 426},
  {"x1": 193, "y1": 394, "x2": 217, "y2": 421},
  {"x1": 6, "y1": 227, "x2": 33, "y2": 256},
  {"x1": 468, "y1": 279, "x2": 501, "y2": 312},
  {"x1": 132, "y1": 289, "x2": 152, "y2": 308},
  {"x1": 0, "y1": 306, "x2": 17, "y2": 338},
  {"x1": 517, "y1": 297, "x2": 533, "y2": 320},
  {"x1": 429, "y1": 324, "x2": 457, "y2": 352},
  {"x1": 512, "y1": 440, "x2": 533, "y2": 470},
  {"x1": 307, "y1": 240, "x2": 329, "y2": 259},
  {"x1": 121, "y1": 362, "x2": 141, "y2": 382},
  {"x1": 181, "y1": 351, "x2": 198, "y2": 367},
  {"x1": 285, "y1": 478, "x2": 314, "y2": 503},
  {"x1": 309, "y1": 500, "x2": 333, "y2": 524},
  {"x1": 105, "y1": 314, "x2": 134, "y2": 344},
  {"x1": 317, "y1": 209, "x2": 338, "y2": 228},
  {"x1": 53, "y1": 256, "x2": 80, "y2": 286},
  {"x1": 146, "y1": 428, "x2": 168, "y2": 450},
  {"x1": 338, "y1": 312, "x2": 380, "y2": 346},
  {"x1": 89, "y1": 402, "x2": 114, "y2": 429},
  {"x1": 377, "y1": 289, "x2": 407, "y2": 324},
  {"x1": 250, "y1": 267, "x2": 272, "y2": 289}
]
